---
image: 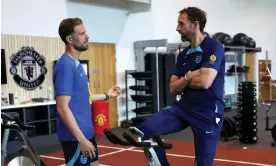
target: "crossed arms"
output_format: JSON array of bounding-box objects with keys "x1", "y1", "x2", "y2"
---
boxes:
[
  {"x1": 170, "y1": 41, "x2": 224, "y2": 96},
  {"x1": 170, "y1": 67, "x2": 218, "y2": 96}
]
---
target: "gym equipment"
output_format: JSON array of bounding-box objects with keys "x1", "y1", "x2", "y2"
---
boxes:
[
  {"x1": 129, "y1": 85, "x2": 152, "y2": 92},
  {"x1": 247, "y1": 37, "x2": 256, "y2": 48},
  {"x1": 203, "y1": 31, "x2": 210, "y2": 37},
  {"x1": 124, "y1": 70, "x2": 154, "y2": 128},
  {"x1": 237, "y1": 81, "x2": 258, "y2": 144},
  {"x1": 1, "y1": 112, "x2": 45, "y2": 166},
  {"x1": 221, "y1": 117, "x2": 241, "y2": 141},
  {"x1": 103, "y1": 127, "x2": 172, "y2": 166},
  {"x1": 129, "y1": 71, "x2": 153, "y2": 80},
  {"x1": 134, "y1": 39, "x2": 190, "y2": 109},
  {"x1": 259, "y1": 51, "x2": 276, "y2": 130},
  {"x1": 258, "y1": 51, "x2": 276, "y2": 146},
  {"x1": 131, "y1": 94, "x2": 153, "y2": 103},
  {"x1": 124, "y1": 40, "x2": 184, "y2": 128},
  {"x1": 233, "y1": 33, "x2": 249, "y2": 46},
  {"x1": 262, "y1": 100, "x2": 275, "y2": 131},
  {"x1": 218, "y1": 33, "x2": 233, "y2": 46},
  {"x1": 272, "y1": 124, "x2": 276, "y2": 146},
  {"x1": 226, "y1": 65, "x2": 250, "y2": 74},
  {"x1": 212, "y1": 32, "x2": 233, "y2": 46},
  {"x1": 212, "y1": 32, "x2": 225, "y2": 40}
]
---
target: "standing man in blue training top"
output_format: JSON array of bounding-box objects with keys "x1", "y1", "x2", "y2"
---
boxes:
[
  {"x1": 138, "y1": 7, "x2": 225, "y2": 166},
  {"x1": 53, "y1": 17, "x2": 120, "y2": 166}
]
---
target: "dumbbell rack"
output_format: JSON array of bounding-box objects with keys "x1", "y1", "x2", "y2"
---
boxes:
[
  {"x1": 122, "y1": 70, "x2": 154, "y2": 128},
  {"x1": 223, "y1": 47, "x2": 246, "y2": 110},
  {"x1": 223, "y1": 45, "x2": 262, "y2": 110},
  {"x1": 237, "y1": 81, "x2": 258, "y2": 144}
]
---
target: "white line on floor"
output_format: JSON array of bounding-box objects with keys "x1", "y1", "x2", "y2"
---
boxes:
[
  {"x1": 40, "y1": 155, "x2": 64, "y2": 161},
  {"x1": 99, "y1": 147, "x2": 136, "y2": 157},
  {"x1": 98, "y1": 145, "x2": 275, "y2": 166},
  {"x1": 41, "y1": 144, "x2": 275, "y2": 166}
]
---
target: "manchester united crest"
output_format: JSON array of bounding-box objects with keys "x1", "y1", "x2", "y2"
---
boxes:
[
  {"x1": 10, "y1": 47, "x2": 47, "y2": 91},
  {"x1": 95, "y1": 114, "x2": 107, "y2": 126}
]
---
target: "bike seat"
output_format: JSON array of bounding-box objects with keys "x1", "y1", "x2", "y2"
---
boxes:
[{"x1": 1, "y1": 112, "x2": 19, "y2": 121}]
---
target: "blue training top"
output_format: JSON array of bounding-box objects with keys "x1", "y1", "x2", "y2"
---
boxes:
[
  {"x1": 173, "y1": 36, "x2": 225, "y2": 122},
  {"x1": 53, "y1": 54, "x2": 94, "y2": 141}
]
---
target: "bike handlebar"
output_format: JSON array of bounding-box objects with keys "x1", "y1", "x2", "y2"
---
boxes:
[
  {"x1": 122, "y1": 132, "x2": 152, "y2": 148},
  {"x1": 153, "y1": 133, "x2": 172, "y2": 149},
  {"x1": 103, "y1": 129, "x2": 131, "y2": 146},
  {"x1": 1, "y1": 112, "x2": 35, "y2": 131},
  {"x1": 1, "y1": 112, "x2": 17, "y2": 121},
  {"x1": 103, "y1": 128, "x2": 172, "y2": 149}
]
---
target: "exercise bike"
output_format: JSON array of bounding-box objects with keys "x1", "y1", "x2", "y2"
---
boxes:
[
  {"x1": 1, "y1": 112, "x2": 45, "y2": 166},
  {"x1": 103, "y1": 127, "x2": 172, "y2": 166}
]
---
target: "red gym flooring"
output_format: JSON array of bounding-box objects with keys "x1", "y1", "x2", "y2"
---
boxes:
[{"x1": 40, "y1": 139, "x2": 276, "y2": 166}]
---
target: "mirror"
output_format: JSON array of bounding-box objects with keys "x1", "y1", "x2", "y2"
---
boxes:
[{"x1": 7, "y1": 156, "x2": 35, "y2": 166}]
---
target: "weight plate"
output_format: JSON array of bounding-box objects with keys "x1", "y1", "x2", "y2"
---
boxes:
[
  {"x1": 129, "y1": 71, "x2": 152, "y2": 80},
  {"x1": 233, "y1": 114, "x2": 242, "y2": 121},
  {"x1": 129, "y1": 85, "x2": 152, "y2": 92},
  {"x1": 228, "y1": 117, "x2": 238, "y2": 135},
  {"x1": 224, "y1": 118, "x2": 234, "y2": 137},
  {"x1": 130, "y1": 95, "x2": 153, "y2": 103},
  {"x1": 272, "y1": 124, "x2": 276, "y2": 141},
  {"x1": 221, "y1": 118, "x2": 229, "y2": 137}
]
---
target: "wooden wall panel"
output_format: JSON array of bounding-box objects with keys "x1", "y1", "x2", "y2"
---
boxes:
[{"x1": 1, "y1": 34, "x2": 65, "y2": 101}]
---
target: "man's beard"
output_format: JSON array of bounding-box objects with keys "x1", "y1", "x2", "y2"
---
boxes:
[
  {"x1": 74, "y1": 44, "x2": 88, "y2": 52},
  {"x1": 181, "y1": 34, "x2": 190, "y2": 42}
]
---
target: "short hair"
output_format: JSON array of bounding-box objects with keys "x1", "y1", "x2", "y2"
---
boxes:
[
  {"x1": 179, "y1": 7, "x2": 207, "y2": 32},
  {"x1": 58, "y1": 17, "x2": 83, "y2": 43}
]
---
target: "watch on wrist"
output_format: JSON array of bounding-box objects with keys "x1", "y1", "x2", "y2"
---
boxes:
[{"x1": 104, "y1": 93, "x2": 110, "y2": 101}]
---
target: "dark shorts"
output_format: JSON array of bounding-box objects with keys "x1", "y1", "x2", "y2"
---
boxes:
[{"x1": 60, "y1": 137, "x2": 99, "y2": 166}]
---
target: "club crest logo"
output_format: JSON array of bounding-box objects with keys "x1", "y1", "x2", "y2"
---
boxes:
[
  {"x1": 195, "y1": 55, "x2": 202, "y2": 63},
  {"x1": 10, "y1": 47, "x2": 47, "y2": 91},
  {"x1": 95, "y1": 114, "x2": 106, "y2": 126}
]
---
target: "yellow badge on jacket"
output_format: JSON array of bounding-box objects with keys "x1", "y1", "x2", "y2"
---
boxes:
[
  {"x1": 210, "y1": 55, "x2": 216, "y2": 62},
  {"x1": 209, "y1": 54, "x2": 216, "y2": 64}
]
